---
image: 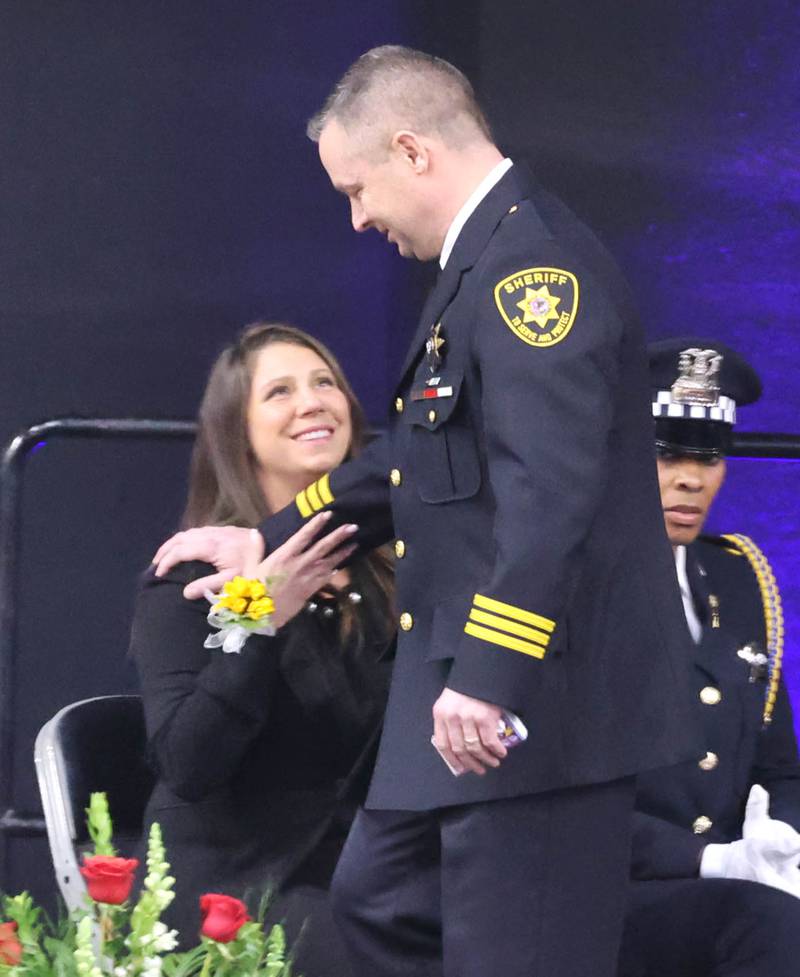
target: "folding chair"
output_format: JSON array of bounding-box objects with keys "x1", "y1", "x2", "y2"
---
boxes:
[{"x1": 33, "y1": 695, "x2": 155, "y2": 910}]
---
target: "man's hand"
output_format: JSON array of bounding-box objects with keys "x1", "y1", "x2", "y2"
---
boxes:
[
  {"x1": 154, "y1": 525, "x2": 261, "y2": 596},
  {"x1": 432, "y1": 688, "x2": 508, "y2": 776},
  {"x1": 152, "y1": 512, "x2": 358, "y2": 602}
]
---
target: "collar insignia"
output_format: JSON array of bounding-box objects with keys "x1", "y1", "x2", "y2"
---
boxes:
[{"x1": 426, "y1": 322, "x2": 445, "y2": 374}]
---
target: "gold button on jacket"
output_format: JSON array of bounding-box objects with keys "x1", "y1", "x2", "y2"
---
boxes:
[
  {"x1": 390, "y1": 468, "x2": 402, "y2": 487},
  {"x1": 399, "y1": 612, "x2": 414, "y2": 631},
  {"x1": 394, "y1": 540, "x2": 406, "y2": 559},
  {"x1": 698, "y1": 751, "x2": 719, "y2": 771},
  {"x1": 693, "y1": 815, "x2": 713, "y2": 834},
  {"x1": 700, "y1": 687, "x2": 722, "y2": 706},
  {"x1": 395, "y1": 397, "x2": 404, "y2": 413}
]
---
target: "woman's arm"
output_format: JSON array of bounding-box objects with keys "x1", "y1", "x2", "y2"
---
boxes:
[{"x1": 129, "y1": 563, "x2": 285, "y2": 801}]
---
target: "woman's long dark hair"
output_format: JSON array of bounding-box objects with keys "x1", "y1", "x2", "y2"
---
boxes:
[{"x1": 183, "y1": 321, "x2": 393, "y2": 645}]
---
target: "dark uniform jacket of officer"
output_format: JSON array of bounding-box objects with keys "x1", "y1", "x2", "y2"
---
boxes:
[
  {"x1": 264, "y1": 162, "x2": 700, "y2": 811},
  {"x1": 632, "y1": 535, "x2": 800, "y2": 880}
]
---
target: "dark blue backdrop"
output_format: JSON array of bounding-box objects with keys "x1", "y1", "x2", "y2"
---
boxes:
[{"x1": 1, "y1": 0, "x2": 797, "y2": 902}]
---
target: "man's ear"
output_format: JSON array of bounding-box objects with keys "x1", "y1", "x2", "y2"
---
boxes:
[{"x1": 391, "y1": 130, "x2": 430, "y2": 174}]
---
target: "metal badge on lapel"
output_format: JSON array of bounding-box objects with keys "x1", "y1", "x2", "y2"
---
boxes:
[
  {"x1": 494, "y1": 267, "x2": 579, "y2": 348},
  {"x1": 737, "y1": 642, "x2": 769, "y2": 683},
  {"x1": 709, "y1": 594, "x2": 720, "y2": 628},
  {"x1": 426, "y1": 322, "x2": 445, "y2": 374}
]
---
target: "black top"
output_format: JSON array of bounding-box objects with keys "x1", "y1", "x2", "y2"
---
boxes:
[{"x1": 129, "y1": 559, "x2": 392, "y2": 941}]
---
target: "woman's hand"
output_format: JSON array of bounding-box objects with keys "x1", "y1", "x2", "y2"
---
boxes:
[
  {"x1": 154, "y1": 512, "x2": 358, "y2": 607},
  {"x1": 241, "y1": 513, "x2": 358, "y2": 628}
]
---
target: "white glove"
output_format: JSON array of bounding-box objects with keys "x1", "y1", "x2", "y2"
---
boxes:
[{"x1": 700, "y1": 785, "x2": 800, "y2": 898}]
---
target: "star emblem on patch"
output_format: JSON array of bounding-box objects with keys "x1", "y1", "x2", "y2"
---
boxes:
[
  {"x1": 493, "y1": 267, "x2": 580, "y2": 348},
  {"x1": 516, "y1": 285, "x2": 562, "y2": 328}
]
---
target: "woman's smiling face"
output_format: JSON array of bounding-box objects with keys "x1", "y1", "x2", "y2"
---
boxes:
[{"x1": 247, "y1": 341, "x2": 352, "y2": 510}]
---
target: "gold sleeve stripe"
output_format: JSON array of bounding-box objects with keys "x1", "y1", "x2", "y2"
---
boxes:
[
  {"x1": 317, "y1": 473, "x2": 334, "y2": 505},
  {"x1": 306, "y1": 480, "x2": 323, "y2": 512},
  {"x1": 296, "y1": 476, "x2": 335, "y2": 518},
  {"x1": 295, "y1": 489, "x2": 313, "y2": 519},
  {"x1": 464, "y1": 622, "x2": 546, "y2": 660},
  {"x1": 473, "y1": 593, "x2": 555, "y2": 633},
  {"x1": 468, "y1": 608, "x2": 550, "y2": 647}
]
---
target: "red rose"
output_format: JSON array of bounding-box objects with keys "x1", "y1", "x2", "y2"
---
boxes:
[
  {"x1": 0, "y1": 921, "x2": 22, "y2": 966},
  {"x1": 80, "y1": 854, "x2": 139, "y2": 904},
  {"x1": 199, "y1": 893, "x2": 251, "y2": 943}
]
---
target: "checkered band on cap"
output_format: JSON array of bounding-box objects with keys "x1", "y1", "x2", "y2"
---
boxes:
[{"x1": 651, "y1": 390, "x2": 737, "y2": 424}]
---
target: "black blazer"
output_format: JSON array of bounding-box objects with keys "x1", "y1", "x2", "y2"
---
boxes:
[
  {"x1": 129, "y1": 560, "x2": 392, "y2": 938},
  {"x1": 632, "y1": 536, "x2": 800, "y2": 879},
  {"x1": 263, "y1": 162, "x2": 701, "y2": 811}
]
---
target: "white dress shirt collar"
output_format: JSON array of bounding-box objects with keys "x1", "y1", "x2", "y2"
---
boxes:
[
  {"x1": 674, "y1": 545, "x2": 702, "y2": 644},
  {"x1": 439, "y1": 157, "x2": 514, "y2": 270}
]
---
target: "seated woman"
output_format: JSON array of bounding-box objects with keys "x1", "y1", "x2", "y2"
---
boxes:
[{"x1": 129, "y1": 323, "x2": 394, "y2": 973}]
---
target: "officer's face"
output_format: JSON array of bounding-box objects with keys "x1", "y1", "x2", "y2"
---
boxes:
[
  {"x1": 247, "y1": 342, "x2": 352, "y2": 510},
  {"x1": 318, "y1": 119, "x2": 440, "y2": 260},
  {"x1": 656, "y1": 453, "x2": 727, "y2": 547}
]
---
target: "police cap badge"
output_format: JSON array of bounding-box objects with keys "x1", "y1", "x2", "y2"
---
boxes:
[{"x1": 648, "y1": 336, "x2": 762, "y2": 458}]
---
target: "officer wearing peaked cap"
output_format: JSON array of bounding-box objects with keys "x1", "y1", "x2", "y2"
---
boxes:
[
  {"x1": 617, "y1": 337, "x2": 800, "y2": 977},
  {"x1": 649, "y1": 336, "x2": 762, "y2": 456},
  {"x1": 153, "y1": 47, "x2": 700, "y2": 977}
]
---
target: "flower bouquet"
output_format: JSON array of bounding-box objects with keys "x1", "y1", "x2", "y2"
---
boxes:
[{"x1": 0, "y1": 793, "x2": 302, "y2": 976}]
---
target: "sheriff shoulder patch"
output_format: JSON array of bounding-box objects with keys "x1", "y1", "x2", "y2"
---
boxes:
[{"x1": 493, "y1": 267, "x2": 579, "y2": 347}]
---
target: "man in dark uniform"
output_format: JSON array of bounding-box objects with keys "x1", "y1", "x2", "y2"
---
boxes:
[
  {"x1": 154, "y1": 47, "x2": 700, "y2": 976},
  {"x1": 618, "y1": 337, "x2": 800, "y2": 977}
]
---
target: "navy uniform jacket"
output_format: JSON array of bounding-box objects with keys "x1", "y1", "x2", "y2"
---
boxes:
[
  {"x1": 632, "y1": 535, "x2": 800, "y2": 879},
  {"x1": 264, "y1": 162, "x2": 700, "y2": 811}
]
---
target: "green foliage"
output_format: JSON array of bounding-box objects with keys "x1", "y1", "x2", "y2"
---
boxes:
[
  {"x1": 74, "y1": 916, "x2": 102, "y2": 977},
  {"x1": 0, "y1": 794, "x2": 304, "y2": 977},
  {"x1": 127, "y1": 821, "x2": 176, "y2": 972},
  {"x1": 265, "y1": 924, "x2": 293, "y2": 977},
  {"x1": 85, "y1": 793, "x2": 115, "y2": 857}
]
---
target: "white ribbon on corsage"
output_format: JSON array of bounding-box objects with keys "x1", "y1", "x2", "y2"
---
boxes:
[{"x1": 204, "y1": 591, "x2": 277, "y2": 654}]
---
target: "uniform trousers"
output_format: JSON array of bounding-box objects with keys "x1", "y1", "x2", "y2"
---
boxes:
[
  {"x1": 331, "y1": 776, "x2": 636, "y2": 977},
  {"x1": 617, "y1": 877, "x2": 800, "y2": 977}
]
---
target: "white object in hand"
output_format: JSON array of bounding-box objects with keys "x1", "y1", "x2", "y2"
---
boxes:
[{"x1": 700, "y1": 784, "x2": 800, "y2": 899}]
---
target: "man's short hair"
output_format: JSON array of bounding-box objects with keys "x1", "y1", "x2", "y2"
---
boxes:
[{"x1": 307, "y1": 45, "x2": 493, "y2": 154}]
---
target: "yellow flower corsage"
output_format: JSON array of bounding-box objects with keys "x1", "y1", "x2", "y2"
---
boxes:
[{"x1": 204, "y1": 576, "x2": 276, "y2": 653}]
